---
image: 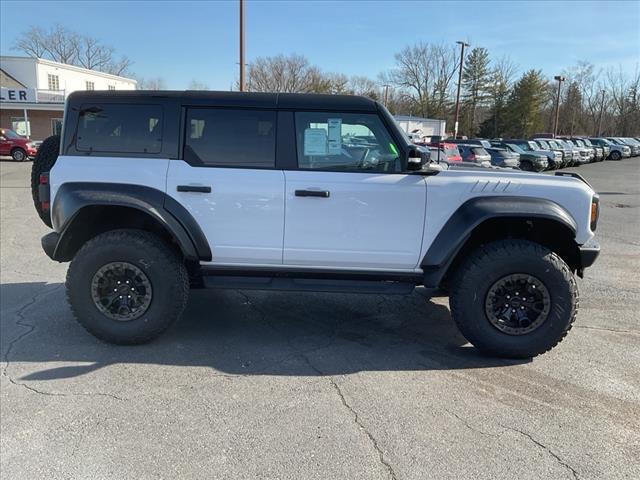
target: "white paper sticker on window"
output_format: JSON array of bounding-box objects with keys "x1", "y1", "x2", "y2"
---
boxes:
[
  {"x1": 327, "y1": 118, "x2": 342, "y2": 155},
  {"x1": 304, "y1": 128, "x2": 328, "y2": 155}
]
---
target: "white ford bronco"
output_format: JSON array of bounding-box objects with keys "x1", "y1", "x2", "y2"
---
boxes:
[{"x1": 33, "y1": 91, "x2": 600, "y2": 358}]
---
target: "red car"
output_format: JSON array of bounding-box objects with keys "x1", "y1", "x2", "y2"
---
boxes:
[
  {"x1": 427, "y1": 142, "x2": 462, "y2": 163},
  {"x1": 0, "y1": 128, "x2": 39, "y2": 161}
]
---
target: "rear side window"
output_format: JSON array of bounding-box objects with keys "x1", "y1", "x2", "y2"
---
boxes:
[
  {"x1": 77, "y1": 104, "x2": 162, "y2": 154},
  {"x1": 184, "y1": 108, "x2": 276, "y2": 168}
]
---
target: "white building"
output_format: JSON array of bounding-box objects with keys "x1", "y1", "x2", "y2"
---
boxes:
[
  {"x1": 394, "y1": 115, "x2": 447, "y2": 141},
  {"x1": 1, "y1": 56, "x2": 136, "y2": 139}
]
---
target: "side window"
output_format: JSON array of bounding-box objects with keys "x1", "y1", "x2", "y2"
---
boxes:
[
  {"x1": 76, "y1": 104, "x2": 162, "y2": 154},
  {"x1": 184, "y1": 108, "x2": 276, "y2": 168},
  {"x1": 294, "y1": 112, "x2": 400, "y2": 172}
]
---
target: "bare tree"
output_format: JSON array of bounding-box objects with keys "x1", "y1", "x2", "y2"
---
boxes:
[
  {"x1": 13, "y1": 24, "x2": 133, "y2": 76},
  {"x1": 386, "y1": 42, "x2": 457, "y2": 118},
  {"x1": 188, "y1": 80, "x2": 211, "y2": 90},
  {"x1": 12, "y1": 26, "x2": 49, "y2": 58},
  {"x1": 137, "y1": 77, "x2": 166, "y2": 90},
  {"x1": 247, "y1": 54, "x2": 314, "y2": 93}
]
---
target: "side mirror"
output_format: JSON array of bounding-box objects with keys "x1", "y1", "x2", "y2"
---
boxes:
[{"x1": 407, "y1": 147, "x2": 429, "y2": 171}]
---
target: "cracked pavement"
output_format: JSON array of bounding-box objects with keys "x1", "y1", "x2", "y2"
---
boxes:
[{"x1": 1, "y1": 158, "x2": 639, "y2": 479}]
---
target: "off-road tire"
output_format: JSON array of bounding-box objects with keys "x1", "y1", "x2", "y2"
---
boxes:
[
  {"x1": 31, "y1": 135, "x2": 60, "y2": 227},
  {"x1": 449, "y1": 239, "x2": 578, "y2": 359},
  {"x1": 11, "y1": 147, "x2": 27, "y2": 162},
  {"x1": 66, "y1": 229, "x2": 189, "y2": 345}
]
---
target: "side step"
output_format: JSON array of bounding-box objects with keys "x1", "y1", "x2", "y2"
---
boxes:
[{"x1": 203, "y1": 276, "x2": 416, "y2": 295}]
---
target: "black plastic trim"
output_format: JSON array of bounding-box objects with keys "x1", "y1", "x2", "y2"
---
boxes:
[
  {"x1": 49, "y1": 183, "x2": 211, "y2": 262},
  {"x1": 420, "y1": 196, "x2": 578, "y2": 288},
  {"x1": 200, "y1": 265, "x2": 423, "y2": 283},
  {"x1": 578, "y1": 239, "x2": 600, "y2": 269}
]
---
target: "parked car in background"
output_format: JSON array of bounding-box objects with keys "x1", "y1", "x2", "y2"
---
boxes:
[
  {"x1": 489, "y1": 141, "x2": 549, "y2": 171},
  {"x1": 559, "y1": 138, "x2": 594, "y2": 163},
  {"x1": 618, "y1": 138, "x2": 640, "y2": 156},
  {"x1": 456, "y1": 144, "x2": 492, "y2": 167},
  {"x1": 606, "y1": 137, "x2": 639, "y2": 157},
  {"x1": 485, "y1": 147, "x2": 520, "y2": 168},
  {"x1": 448, "y1": 138, "x2": 493, "y2": 149},
  {"x1": 504, "y1": 139, "x2": 560, "y2": 169},
  {"x1": 0, "y1": 128, "x2": 39, "y2": 161},
  {"x1": 531, "y1": 139, "x2": 566, "y2": 168},
  {"x1": 555, "y1": 139, "x2": 584, "y2": 165},
  {"x1": 575, "y1": 138, "x2": 604, "y2": 161},
  {"x1": 590, "y1": 138, "x2": 631, "y2": 160},
  {"x1": 428, "y1": 143, "x2": 463, "y2": 164}
]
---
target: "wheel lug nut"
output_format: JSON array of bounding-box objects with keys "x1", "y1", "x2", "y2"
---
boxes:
[
  {"x1": 512, "y1": 309, "x2": 516, "y2": 313},
  {"x1": 521, "y1": 306, "x2": 525, "y2": 310},
  {"x1": 506, "y1": 295, "x2": 510, "y2": 299}
]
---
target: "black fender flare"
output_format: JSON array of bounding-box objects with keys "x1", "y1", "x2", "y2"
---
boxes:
[
  {"x1": 421, "y1": 196, "x2": 578, "y2": 287},
  {"x1": 50, "y1": 183, "x2": 211, "y2": 262}
]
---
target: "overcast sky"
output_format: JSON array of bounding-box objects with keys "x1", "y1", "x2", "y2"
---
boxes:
[{"x1": 1, "y1": 0, "x2": 638, "y2": 88}]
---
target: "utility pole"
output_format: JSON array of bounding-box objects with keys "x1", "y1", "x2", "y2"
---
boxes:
[
  {"x1": 553, "y1": 75, "x2": 565, "y2": 138},
  {"x1": 239, "y1": 0, "x2": 245, "y2": 92},
  {"x1": 383, "y1": 84, "x2": 390, "y2": 107},
  {"x1": 453, "y1": 41, "x2": 469, "y2": 139},
  {"x1": 597, "y1": 89, "x2": 606, "y2": 136}
]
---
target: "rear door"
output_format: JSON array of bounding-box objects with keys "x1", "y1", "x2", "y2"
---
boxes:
[
  {"x1": 283, "y1": 111, "x2": 427, "y2": 270},
  {"x1": 166, "y1": 107, "x2": 285, "y2": 265}
]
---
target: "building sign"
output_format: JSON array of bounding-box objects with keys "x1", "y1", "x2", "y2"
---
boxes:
[{"x1": 0, "y1": 87, "x2": 37, "y2": 103}]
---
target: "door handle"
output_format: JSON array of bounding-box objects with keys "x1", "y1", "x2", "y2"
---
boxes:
[
  {"x1": 177, "y1": 185, "x2": 211, "y2": 193},
  {"x1": 295, "y1": 189, "x2": 330, "y2": 198}
]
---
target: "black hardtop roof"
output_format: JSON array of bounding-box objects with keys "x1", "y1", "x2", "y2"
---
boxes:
[{"x1": 66, "y1": 90, "x2": 380, "y2": 112}]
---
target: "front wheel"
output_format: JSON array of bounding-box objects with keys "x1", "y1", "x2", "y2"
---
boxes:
[
  {"x1": 66, "y1": 229, "x2": 189, "y2": 344},
  {"x1": 609, "y1": 151, "x2": 621, "y2": 161},
  {"x1": 449, "y1": 240, "x2": 578, "y2": 358},
  {"x1": 11, "y1": 148, "x2": 27, "y2": 162}
]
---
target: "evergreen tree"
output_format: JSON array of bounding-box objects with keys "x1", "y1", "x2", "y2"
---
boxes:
[
  {"x1": 503, "y1": 70, "x2": 548, "y2": 137},
  {"x1": 460, "y1": 47, "x2": 491, "y2": 136}
]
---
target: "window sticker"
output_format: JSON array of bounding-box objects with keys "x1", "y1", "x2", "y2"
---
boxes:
[
  {"x1": 327, "y1": 118, "x2": 342, "y2": 155},
  {"x1": 304, "y1": 128, "x2": 328, "y2": 155}
]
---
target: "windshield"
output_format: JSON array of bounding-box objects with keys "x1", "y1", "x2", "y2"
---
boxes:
[
  {"x1": 472, "y1": 147, "x2": 489, "y2": 155},
  {"x1": 527, "y1": 141, "x2": 540, "y2": 150},
  {"x1": 1, "y1": 129, "x2": 23, "y2": 139},
  {"x1": 536, "y1": 140, "x2": 549, "y2": 149},
  {"x1": 444, "y1": 145, "x2": 459, "y2": 157},
  {"x1": 574, "y1": 139, "x2": 585, "y2": 147},
  {"x1": 582, "y1": 139, "x2": 593, "y2": 146},
  {"x1": 478, "y1": 140, "x2": 491, "y2": 148},
  {"x1": 547, "y1": 140, "x2": 562, "y2": 149},
  {"x1": 506, "y1": 143, "x2": 526, "y2": 154}
]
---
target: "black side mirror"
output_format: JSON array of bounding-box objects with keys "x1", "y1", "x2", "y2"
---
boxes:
[{"x1": 407, "y1": 147, "x2": 429, "y2": 171}]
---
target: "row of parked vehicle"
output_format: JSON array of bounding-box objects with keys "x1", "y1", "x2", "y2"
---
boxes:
[{"x1": 416, "y1": 135, "x2": 640, "y2": 171}]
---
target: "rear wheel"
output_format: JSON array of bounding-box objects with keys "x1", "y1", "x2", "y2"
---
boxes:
[
  {"x1": 66, "y1": 229, "x2": 189, "y2": 345},
  {"x1": 31, "y1": 135, "x2": 60, "y2": 227},
  {"x1": 11, "y1": 148, "x2": 27, "y2": 162},
  {"x1": 449, "y1": 240, "x2": 578, "y2": 358}
]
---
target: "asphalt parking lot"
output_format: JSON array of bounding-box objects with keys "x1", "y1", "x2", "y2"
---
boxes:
[{"x1": 1, "y1": 158, "x2": 639, "y2": 479}]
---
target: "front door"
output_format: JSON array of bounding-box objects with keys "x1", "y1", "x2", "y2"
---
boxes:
[
  {"x1": 166, "y1": 107, "x2": 285, "y2": 265},
  {"x1": 283, "y1": 111, "x2": 427, "y2": 270}
]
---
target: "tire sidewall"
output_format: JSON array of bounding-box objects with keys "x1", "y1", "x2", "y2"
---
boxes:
[
  {"x1": 453, "y1": 243, "x2": 576, "y2": 357},
  {"x1": 12, "y1": 148, "x2": 26, "y2": 162},
  {"x1": 68, "y1": 235, "x2": 185, "y2": 343}
]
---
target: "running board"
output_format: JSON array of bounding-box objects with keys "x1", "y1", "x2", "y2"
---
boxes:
[{"x1": 203, "y1": 276, "x2": 416, "y2": 294}]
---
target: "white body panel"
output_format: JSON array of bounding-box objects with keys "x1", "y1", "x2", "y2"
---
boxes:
[
  {"x1": 49, "y1": 156, "x2": 170, "y2": 230},
  {"x1": 283, "y1": 171, "x2": 427, "y2": 270},
  {"x1": 166, "y1": 161, "x2": 285, "y2": 265},
  {"x1": 419, "y1": 169, "x2": 596, "y2": 263}
]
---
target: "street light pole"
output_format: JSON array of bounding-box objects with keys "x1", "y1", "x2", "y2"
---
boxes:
[
  {"x1": 453, "y1": 41, "x2": 469, "y2": 139},
  {"x1": 597, "y1": 89, "x2": 606, "y2": 136},
  {"x1": 553, "y1": 75, "x2": 565, "y2": 138},
  {"x1": 239, "y1": 0, "x2": 245, "y2": 92},
  {"x1": 383, "y1": 84, "x2": 390, "y2": 107}
]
